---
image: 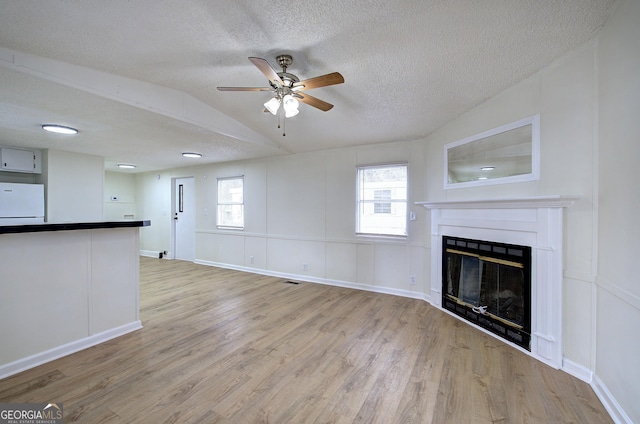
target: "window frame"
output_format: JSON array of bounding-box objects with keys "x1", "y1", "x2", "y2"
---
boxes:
[
  {"x1": 216, "y1": 176, "x2": 244, "y2": 230},
  {"x1": 356, "y1": 162, "x2": 409, "y2": 238}
]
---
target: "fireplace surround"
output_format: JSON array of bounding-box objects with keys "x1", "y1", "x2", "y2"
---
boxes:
[{"x1": 417, "y1": 196, "x2": 578, "y2": 369}]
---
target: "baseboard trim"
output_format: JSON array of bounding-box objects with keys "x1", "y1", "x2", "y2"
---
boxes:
[
  {"x1": 0, "y1": 321, "x2": 142, "y2": 380},
  {"x1": 562, "y1": 358, "x2": 593, "y2": 383},
  {"x1": 193, "y1": 259, "x2": 431, "y2": 304},
  {"x1": 140, "y1": 249, "x2": 159, "y2": 258},
  {"x1": 591, "y1": 374, "x2": 633, "y2": 424}
]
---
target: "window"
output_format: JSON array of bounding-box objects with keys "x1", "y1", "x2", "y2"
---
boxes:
[
  {"x1": 373, "y1": 189, "x2": 391, "y2": 214},
  {"x1": 217, "y1": 176, "x2": 244, "y2": 229},
  {"x1": 357, "y1": 163, "x2": 408, "y2": 236}
]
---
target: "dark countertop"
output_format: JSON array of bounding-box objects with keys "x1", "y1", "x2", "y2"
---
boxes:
[{"x1": 0, "y1": 220, "x2": 150, "y2": 234}]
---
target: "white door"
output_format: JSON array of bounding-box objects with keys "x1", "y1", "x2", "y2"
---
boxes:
[{"x1": 174, "y1": 177, "x2": 195, "y2": 261}]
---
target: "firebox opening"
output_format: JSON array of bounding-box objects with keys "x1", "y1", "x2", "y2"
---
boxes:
[{"x1": 442, "y1": 236, "x2": 532, "y2": 350}]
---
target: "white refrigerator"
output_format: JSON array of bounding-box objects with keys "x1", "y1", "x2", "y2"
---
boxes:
[{"x1": 0, "y1": 182, "x2": 45, "y2": 225}]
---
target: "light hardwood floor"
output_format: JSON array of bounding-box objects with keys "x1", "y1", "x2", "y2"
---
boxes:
[{"x1": 0, "y1": 258, "x2": 612, "y2": 423}]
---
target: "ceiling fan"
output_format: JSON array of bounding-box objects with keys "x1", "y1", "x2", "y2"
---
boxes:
[{"x1": 217, "y1": 55, "x2": 344, "y2": 135}]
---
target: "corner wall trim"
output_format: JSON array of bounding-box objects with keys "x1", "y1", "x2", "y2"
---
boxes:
[{"x1": 0, "y1": 321, "x2": 142, "y2": 380}]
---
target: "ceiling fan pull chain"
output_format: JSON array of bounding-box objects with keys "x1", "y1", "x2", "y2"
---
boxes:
[
  {"x1": 277, "y1": 106, "x2": 282, "y2": 130},
  {"x1": 282, "y1": 113, "x2": 286, "y2": 136}
]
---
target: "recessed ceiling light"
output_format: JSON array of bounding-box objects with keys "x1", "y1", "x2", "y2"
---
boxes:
[
  {"x1": 480, "y1": 166, "x2": 495, "y2": 171},
  {"x1": 182, "y1": 152, "x2": 202, "y2": 158},
  {"x1": 42, "y1": 124, "x2": 78, "y2": 135},
  {"x1": 117, "y1": 164, "x2": 136, "y2": 169}
]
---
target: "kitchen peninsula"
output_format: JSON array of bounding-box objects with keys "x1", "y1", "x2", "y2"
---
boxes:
[{"x1": 0, "y1": 220, "x2": 150, "y2": 378}]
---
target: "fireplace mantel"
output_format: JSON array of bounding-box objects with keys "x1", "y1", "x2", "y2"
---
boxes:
[
  {"x1": 416, "y1": 195, "x2": 579, "y2": 210},
  {"x1": 417, "y1": 195, "x2": 578, "y2": 369}
]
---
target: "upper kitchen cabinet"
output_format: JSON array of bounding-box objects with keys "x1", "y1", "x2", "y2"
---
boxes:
[{"x1": 0, "y1": 147, "x2": 42, "y2": 174}]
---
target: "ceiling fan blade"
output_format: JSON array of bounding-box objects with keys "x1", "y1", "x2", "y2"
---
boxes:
[
  {"x1": 249, "y1": 57, "x2": 284, "y2": 86},
  {"x1": 294, "y1": 72, "x2": 344, "y2": 91},
  {"x1": 217, "y1": 86, "x2": 272, "y2": 91},
  {"x1": 297, "y1": 93, "x2": 334, "y2": 111}
]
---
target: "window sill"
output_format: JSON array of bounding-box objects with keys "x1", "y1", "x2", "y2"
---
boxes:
[{"x1": 356, "y1": 233, "x2": 408, "y2": 241}]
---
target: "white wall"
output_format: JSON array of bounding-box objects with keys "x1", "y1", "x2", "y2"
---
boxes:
[
  {"x1": 136, "y1": 167, "x2": 196, "y2": 257},
  {"x1": 44, "y1": 149, "x2": 104, "y2": 222},
  {"x1": 104, "y1": 171, "x2": 137, "y2": 220},
  {"x1": 596, "y1": 0, "x2": 640, "y2": 422},
  {"x1": 423, "y1": 40, "x2": 599, "y2": 371},
  {"x1": 136, "y1": 171, "x2": 172, "y2": 256},
  {"x1": 137, "y1": 140, "x2": 428, "y2": 296}
]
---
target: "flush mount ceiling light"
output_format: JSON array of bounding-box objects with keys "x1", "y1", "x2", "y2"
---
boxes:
[
  {"x1": 41, "y1": 124, "x2": 78, "y2": 135},
  {"x1": 117, "y1": 164, "x2": 136, "y2": 169},
  {"x1": 182, "y1": 152, "x2": 202, "y2": 158},
  {"x1": 217, "y1": 54, "x2": 344, "y2": 136},
  {"x1": 480, "y1": 166, "x2": 495, "y2": 171}
]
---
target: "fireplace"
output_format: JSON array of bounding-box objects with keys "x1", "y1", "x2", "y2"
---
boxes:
[
  {"x1": 417, "y1": 196, "x2": 578, "y2": 369},
  {"x1": 442, "y1": 236, "x2": 531, "y2": 350}
]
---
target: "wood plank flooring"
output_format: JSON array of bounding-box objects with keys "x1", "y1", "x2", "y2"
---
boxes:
[{"x1": 0, "y1": 258, "x2": 612, "y2": 423}]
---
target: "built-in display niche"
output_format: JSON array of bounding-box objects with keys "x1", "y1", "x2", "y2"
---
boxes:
[
  {"x1": 442, "y1": 236, "x2": 531, "y2": 350},
  {"x1": 444, "y1": 115, "x2": 539, "y2": 188}
]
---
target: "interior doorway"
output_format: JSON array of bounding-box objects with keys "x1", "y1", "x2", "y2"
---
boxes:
[{"x1": 173, "y1": 177, "x2": 195, "y2": 261}]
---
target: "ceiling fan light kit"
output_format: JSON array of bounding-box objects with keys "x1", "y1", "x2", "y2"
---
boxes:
[
  {"x1": 218, "y1": 54, "x2": 344, "y2": 136},
  {"x1": 264, "y1": 97, "x2": 281, "y2": 115},
  {"x1": 283, "y1": 95, "x2": 299, "y2": 117}
]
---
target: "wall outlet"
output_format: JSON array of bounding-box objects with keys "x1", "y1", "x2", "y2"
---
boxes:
[
  {"x1": 409, "y1": 275, "x2": 416, "y2": 285},
  {"x1": 250, "y1": 256, "x2": 254, "y2": 264},
  {"x1": 303, "y1": 263, "x2": 308, "y2": 272}
]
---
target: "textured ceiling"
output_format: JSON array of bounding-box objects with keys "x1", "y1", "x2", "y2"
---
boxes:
[{"x1": 0, "y1": 0, "x2": 615, "y2": 172}]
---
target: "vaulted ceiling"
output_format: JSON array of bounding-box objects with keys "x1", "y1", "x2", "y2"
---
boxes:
[{"x1": 0, "y1": 0, "x2": 615, "y2": 173}]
